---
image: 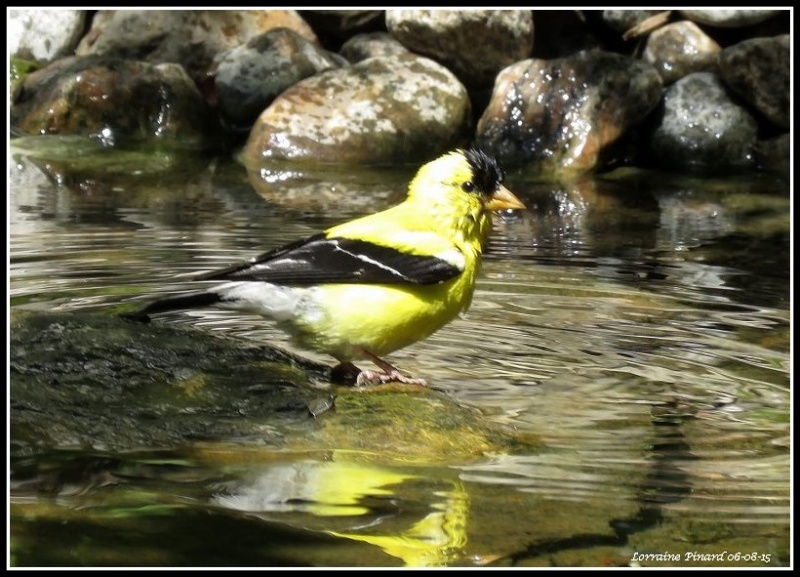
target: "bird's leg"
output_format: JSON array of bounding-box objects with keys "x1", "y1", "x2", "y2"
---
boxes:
[{"x1": 354, "y1": 350, "x2": 428, "y2": 387}]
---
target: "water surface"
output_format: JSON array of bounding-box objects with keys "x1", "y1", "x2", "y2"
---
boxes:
[{"x1": 8, "y1": 142, "x2": 791, "y2": 567}]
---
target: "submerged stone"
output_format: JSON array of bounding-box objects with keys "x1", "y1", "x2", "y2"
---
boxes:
[
  {"x1": 10, "y1": 310, "x2": 539, "y2": 463},
  {"x1": 10, "y1": 310, "x2": 322, "y2": 454}
]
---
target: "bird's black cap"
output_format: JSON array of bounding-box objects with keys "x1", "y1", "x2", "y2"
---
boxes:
[{"x1": 464, "y1": 148, "x2": 504, "y2": 195}]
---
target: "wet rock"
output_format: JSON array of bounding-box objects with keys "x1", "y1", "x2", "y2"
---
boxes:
[
  {"x1": 10, "y1": 55, "x2": 220, "y2": 150},
  {"x1": 719, "y1": 35, "x2": 790, "y2": 129},
  {"x1": 242, "y1": 54, "x2": 470, "y2": 165},
  {"x1": 386, "y1": 10, "x2": 534, "y2": 89},
  {"x1": 340, "y1": 32, "x2": 410, "y2": 63},
  {"x1": 648, "y1": 72, "x2": 758, "y2": 172},
  {"x1": 643, "y1": 21, "x2": 721, "y2": 85},
  {"x1": 75, "y1": 10, "x2": 318, "y2": 86},
  {"x1": 679, "y1": 9, "x2": 783, "y2": 28},
  {"x1": 10, "y1": 309, "x2": 538, "y2": 462},
  {"x1": 303, "y1": 389, "x2": 540, "y2": 463},
  {"x1": 476, "y1": 50, "x2": 662, "y2": 177},
  {"x1": 9, "y1": 310, "x2": 326, "y2": 454},
  {"x1": 8, "y1": 8, "x2": 86, "y2": 64},
  {"x1": 214, "y1": 28, "x2": 344, "y2": 129}
]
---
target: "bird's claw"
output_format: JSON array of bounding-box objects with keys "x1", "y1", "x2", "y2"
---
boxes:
[{"x1": 355, "y1": 369, "x2": 428, "y2": 388}]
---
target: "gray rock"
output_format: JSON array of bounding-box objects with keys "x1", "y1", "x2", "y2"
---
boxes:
[
  {"x1": 386, "y1": 9, "x2": 534, "y2": 88},
  {"x1": 649, "y1": 72, "x2": 758, "y2": 172},
  {"x1": 719, "y1": 35, "x2": 790, "y2": 129}
]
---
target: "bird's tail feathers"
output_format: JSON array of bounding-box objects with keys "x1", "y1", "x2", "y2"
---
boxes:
[{"x1": 120, "y1": 291, "x2": 222, "y2": 323}]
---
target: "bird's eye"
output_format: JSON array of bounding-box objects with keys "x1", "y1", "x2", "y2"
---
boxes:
[{"x1": 462, "y1": 181, "x2": 475, "y2": 193}]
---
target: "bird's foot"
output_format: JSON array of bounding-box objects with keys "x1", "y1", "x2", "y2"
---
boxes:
[
  {"x1": 355, "y1": 369, "x2": 428, "y2": 388},
  {"x1": 357, "y1": 351, "x2": 428, "y2": 387},
  {"x1": 333, "y1": 352, "x2": 428, "y2": 387}
]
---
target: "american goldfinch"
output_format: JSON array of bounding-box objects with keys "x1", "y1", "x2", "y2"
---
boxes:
[{"x1": 123, "y1": 148, "x2": 525, "y2": 386}]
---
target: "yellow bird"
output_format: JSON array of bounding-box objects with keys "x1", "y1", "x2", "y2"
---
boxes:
[{"x1": 123, "y1": 149, "x2": 525, "y2": 386}]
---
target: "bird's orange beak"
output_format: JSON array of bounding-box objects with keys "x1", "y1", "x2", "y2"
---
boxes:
[{"x1": 483, "y1": 184, "x2": 526, "y2": 212}]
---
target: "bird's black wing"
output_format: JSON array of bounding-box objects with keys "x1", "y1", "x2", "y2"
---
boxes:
[{"x1": 194, "y1": 234, "x2": 463, "y2": 286}]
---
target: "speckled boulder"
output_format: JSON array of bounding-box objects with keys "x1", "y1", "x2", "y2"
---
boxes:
[
  {"x1": 214, "y1": 28, "x2": 343, "y2": 128},
  {"x1": 476, "y1": 50, "x2": 663, "y2": 177},
  {"x1": 242, "y1": 54, "x2": 471, "y2": 166},
  {"x1": 340, "y1": 32, "x2": 410, "y2": 63},
  {"x1": 648, "y1": 72, "x2": 758, "y2": 172}
]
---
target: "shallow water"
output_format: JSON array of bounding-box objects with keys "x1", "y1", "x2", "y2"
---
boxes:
[{"x1": 8, "y1": 142, "x2": 791, "y2": 568}]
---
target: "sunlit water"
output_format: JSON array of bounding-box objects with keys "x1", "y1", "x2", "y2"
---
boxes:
[{"x1": 8, "y1": 145, "x2": 791, "y2": 568}]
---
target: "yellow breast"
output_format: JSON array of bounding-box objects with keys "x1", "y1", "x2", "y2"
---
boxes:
[{"x1": 287, "y1": 271, "x2": 477, "y2": 362}]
